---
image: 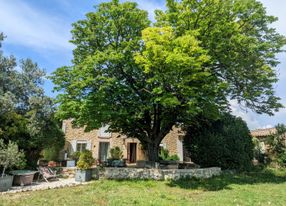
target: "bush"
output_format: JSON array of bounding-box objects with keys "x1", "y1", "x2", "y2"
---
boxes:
[
  {"x1": 185, "y1": 113, "x2": 254, "y2": 171},
  {"x1": 0, "y1": 140, "x2": 26, "y2": 177},
  {"x1": 268, "y1": 124, "x2": 286, "y2": 167},
  {"x1": 71, "y1": 151, "x2": 81, "y2": 161},
  {"x1": 168, "y1": 154, "x2": 180, "y2": 161},
  {"x1": 110, "y1": 147, "x2": 123, "y2": 160},
  {"x1": 277, "y1": 151, "x2": 286, "y2": 166},
  {"x1": 159, "y1": 148, "x2": 180, "y2": 161},
  {"x1": 42, "y1": 146, "x2": 60, "y2": 161},
  {"x1": 76, "y1": 150, "x2": 95, "y2": 170}
]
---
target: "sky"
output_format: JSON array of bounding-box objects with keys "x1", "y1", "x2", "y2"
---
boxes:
[{"x1": 0, "y1": 0, "x2": 285, "y2": 130}]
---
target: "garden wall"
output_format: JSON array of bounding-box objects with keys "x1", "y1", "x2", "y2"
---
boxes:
[{"x1": 104, "y1": 167, "x2": 221, "y2": 180}]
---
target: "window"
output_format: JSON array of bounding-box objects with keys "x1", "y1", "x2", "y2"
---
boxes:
[{"x1": 76, "y1": 142, "x2": 87, "y2": 152}]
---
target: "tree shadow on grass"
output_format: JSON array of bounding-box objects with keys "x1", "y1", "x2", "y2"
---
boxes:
[{"x1": 166, "y1": 169, "x2": 286, "y2": 191}]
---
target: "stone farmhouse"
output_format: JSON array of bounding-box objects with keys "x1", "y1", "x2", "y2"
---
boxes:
[
  {"x1": 251, "y1": 127, "x2": 277, "y2": 153},
  {"x1": 62, "y1": 119, "x2": 185, "y2": 163}
]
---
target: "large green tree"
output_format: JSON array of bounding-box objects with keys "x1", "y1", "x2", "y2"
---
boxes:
[
  {"x1": 51, "y1": 0, "x2": 285, "y2": 161},
  {"x1": 0, "y1": 33, "x2": 64, "y2": 167}
]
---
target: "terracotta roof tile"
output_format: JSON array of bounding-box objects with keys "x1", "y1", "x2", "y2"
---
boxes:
[{"x1": 251, "y1": 128, "x2": 276, "y2": 138}]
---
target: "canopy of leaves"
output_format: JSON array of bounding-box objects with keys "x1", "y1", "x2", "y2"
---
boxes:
[
  {"x1": 185, "y1": 113, "x2": 254, "y2": 171},
  {"x1": 0, "y1": 33, "x2": 64, "y2": 167},
  {"x1": 51, "y1": 0, "x2": 285, "y2": 161},
  {"x1": 155, "y1": 0, "x2": 286, "y2": 115}
]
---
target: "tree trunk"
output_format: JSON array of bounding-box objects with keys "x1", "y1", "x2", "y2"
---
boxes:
[{"x1": 146, "y1": 141, "x2": 160, "y2": 162}]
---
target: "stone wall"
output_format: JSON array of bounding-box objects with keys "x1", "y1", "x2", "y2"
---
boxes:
[{"x1": 104, "y1": 167, "x2": 221, "y2": 180}]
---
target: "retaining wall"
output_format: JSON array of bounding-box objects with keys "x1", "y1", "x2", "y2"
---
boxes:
[{"x1": 104, "y1": 167, "x2": 221, "y2": 180}]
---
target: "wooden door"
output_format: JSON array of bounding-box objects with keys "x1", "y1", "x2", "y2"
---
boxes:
[{"x1": 128, "y1": 143, "x2": 137, "y2": 163}]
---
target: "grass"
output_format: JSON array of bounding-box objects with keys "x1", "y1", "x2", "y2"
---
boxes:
[{"x1": 1, "y1": 168, "x2": 286, "y2": 206}]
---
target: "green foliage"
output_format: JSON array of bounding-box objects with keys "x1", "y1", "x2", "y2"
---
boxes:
[
  {"x1": 253, "y1": 137, "x2": 267, "y2": 163},
  {"x1": 0, "y1": 35, "x2": 65, "y2": 167},
  {"x1": 168, "y1": 155, "x2": 179, "y2": 161},
  {"x1": 267, "y1": 124, "x2": 286, "y2": 166},
  {"x1": 71, "y1": 151, "x2": 81, "y2": 161},
  {"x1": 155, "y1": 0, "x2": 286, "y2": 115},
  {"x1": 159, "y1": 148, "x2": 179, "y2": 161},
  {"x1": 76, "y1": 150, "x2": 95, "y2": 170},
  {"x1": 186, "y1": 113, "x2": 254, "y2": 171},
  {"x1": 269, "y1": 124, "x2": 286, "y2": 155},
  {"x1": 159, "y1": 148, "x2": 170, "y2": 160},
  {"x1": 110, "y1": 147, "x2": 123, "y2": 160},
  {"x1": 0, "y1": 139, "x2": 26, "y2": 177},
  {"x1": 42, "y1": 146, "x2": 60, "y2": 161},
  {"x1": 51, "y1": 0, "x2": 285, "y2": 161}
]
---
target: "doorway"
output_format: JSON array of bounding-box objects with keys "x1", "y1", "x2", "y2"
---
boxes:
[
  {"x1": 128, "y1": 143, "x2": 137, "y2": 163},
  {"x1": 98, "y1": 142, "x2": 110, "y2": 162}
]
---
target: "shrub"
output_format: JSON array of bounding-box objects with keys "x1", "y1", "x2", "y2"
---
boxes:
[
  {"x1": 159, "y1": 148, "x2": 179, "y2": 161},
  {"x1": 71, "y1": 151, "x2": 81, "y2": 161},
  {"x1": 253, "y1": 137, "x2": 268, "y2": 164},
  {"x1": 268, "y1": 124, "x2": 286, "y2": 167},
  {"x1": 42, "y1": 146, "x2": 60, "y2": 161},
  {"x1": 185, "y1": 113, "x2": 254, "y2": 171},
  {"x1": 110, "y1": 147, "x2": 123, "y2": 160},
  {"x1": 159, "y1": 148, "x2": 169, "y2": 160},
  {"x1": 168, "y1": 154, "x2": 179, "y2": 161},
  {"x1": 0, "y1": 139, "x2": 26, "y2": 177},
  {"x1": 76, "y1": 150, "x2": 95, "y2": 170}
]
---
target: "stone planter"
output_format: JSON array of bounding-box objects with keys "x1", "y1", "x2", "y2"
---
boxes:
[
  {"x1": 91, "y1": 168, "x2": 99, "y2": 180},
  {"x1": 111, "y1": 160, "x2": 126, "y2": 167},
  {"x1": 66, "y1": 160, "x2": 76, "y2": 167},
  {"x1": 159, "y1": 160, "x2": 179, "y2": 169},
  {"x1": 10, "y1": 170, "x2": 37, "y2": 186},
  {"x1": 0, "y1": 175, "x2": 14, "y2": 192},
  {"x1": 75, "y1": 169, "x2": 92, "y2": 182},
  {"x1": 136, "y1": 161, "x2": 160, "y2": 168}
]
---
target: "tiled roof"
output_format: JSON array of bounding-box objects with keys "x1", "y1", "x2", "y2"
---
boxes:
[{"x1": 251, "y1": 128, "x2": 276, "y2": 138}]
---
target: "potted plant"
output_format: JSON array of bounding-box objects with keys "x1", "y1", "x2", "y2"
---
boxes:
[
  {"x1": 67, "y1": 151, "x2": 81, "y2": 167},
  {"x1": 109, "y1": 147, "x2": 125, "y2": 167},
  {"x1": 75, "y1": 150, "x2": 95, "y2": 182},
  {"x1": 159, "y1": 148, "x2": 180, "y2": 169},
  {"x1": 0, "y1": 140, "x2": 26, "y2": 192}
]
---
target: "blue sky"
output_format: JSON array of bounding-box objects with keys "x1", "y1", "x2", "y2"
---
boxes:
[{"x1": 0, "y1": 0, "x2": 285, "y2": 130}]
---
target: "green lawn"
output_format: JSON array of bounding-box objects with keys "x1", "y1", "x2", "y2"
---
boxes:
[{"x1": 1, "y1": 168, "x2": 286, "y2": 206}]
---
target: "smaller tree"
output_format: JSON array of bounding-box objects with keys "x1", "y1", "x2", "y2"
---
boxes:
[
  {"x1": 185, "y1": 113, "x2": 254, "y2": 171},
  {"x1": 0, "y1": 140, "x2": 26, "y2": 177},
  {"x1": 268, "y1": 124, "x2": 286, "y2": 166}
]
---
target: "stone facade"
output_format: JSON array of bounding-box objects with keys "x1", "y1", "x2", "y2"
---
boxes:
[
  {"x1": 104, "y1": 167, "x2": 221, "y2": 180},
  {"x1": 62, "y1": 119, "x2": 185, "y2": 162}
]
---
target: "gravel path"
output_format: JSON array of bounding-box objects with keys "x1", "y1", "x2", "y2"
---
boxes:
[{"x1": 1, "y1": 178, "x2": 91, "y2": 195}]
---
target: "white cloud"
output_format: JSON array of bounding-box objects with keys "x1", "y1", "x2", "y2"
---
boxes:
[
  {"x1": 0, "y1": 0, "x2": 73, "y2": 51},
  {"x1": 230, "y1": 100, "x2": 286, "y2": 130},
  {"x1": 262, "y1": 124, "x2": 274, "y2": 129},
  {"x1": 259, "y1": 0, "x2": 286, "y2": 35},
  {"x1": 230, "y1": 100, "x2": 262, "y2": 130}
]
